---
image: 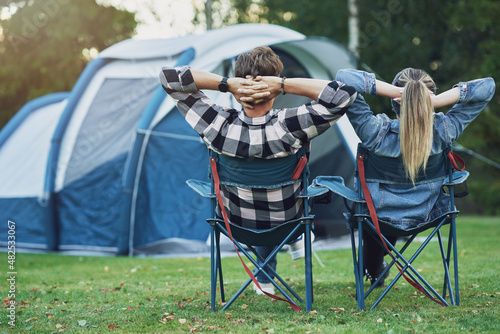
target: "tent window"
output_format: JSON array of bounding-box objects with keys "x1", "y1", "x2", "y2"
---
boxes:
[
  {"x1": 64, "y1": 78, "x2": 158, "y2": 186},
  {"x1": 273, "y1": 49, "x2": 311, "y2": 79}
]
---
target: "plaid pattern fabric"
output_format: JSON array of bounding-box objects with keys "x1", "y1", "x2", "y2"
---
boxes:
[
  {"x1": 159, "y1": 66, "x2": 357, "y2": 229},
  {"x1": 219, "y1": 182, "x2": 304, "y2": 229}
]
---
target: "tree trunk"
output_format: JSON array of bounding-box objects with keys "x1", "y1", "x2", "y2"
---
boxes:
[
  {"x1": 205, "y1": 0, "x2": 213, "y2": 30},
  {"x1": 348, "y1": 0, "x2": 359, "y2": 58}
]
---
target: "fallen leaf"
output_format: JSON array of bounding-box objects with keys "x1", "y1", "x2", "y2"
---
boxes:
[
  {"x1": 56, "y1": 324, "x2": 63, "y2": 329},
  {"x1": 127, "y1": 306, "x2": 133, "y2": 311},
  {"x1": 179, "y1": 318, "x2": 187, "y2": 324},
  {"x1": 377, "y1": 318, "x2": 383, "y2": 323},
  {"x1": 108, "y1": 323, "x2": 117, "y2": 329},
  {"x1": 241, "y1": 304, "x2": 248, "y2": 309}
]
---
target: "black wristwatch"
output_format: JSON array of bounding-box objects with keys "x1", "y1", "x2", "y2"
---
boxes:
[{"x1": 218, "y1": 77, "x2": 229, "y2": 93}]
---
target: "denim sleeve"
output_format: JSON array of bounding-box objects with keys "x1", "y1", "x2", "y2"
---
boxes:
[
  {"x1": 444, "y1": 77, "x2": 496, "y2": 142},
  {"x1": 335, "y1": 69, "x2": 387, "y2": 147},
  {"x1": 335, "y1": 69, "x2": 376, "y2": 95}
]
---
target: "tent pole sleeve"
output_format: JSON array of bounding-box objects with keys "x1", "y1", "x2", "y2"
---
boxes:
[
  {"x1": 120, "y1": 48, "x2": 196, "y2": 256},
  {"x1": 119, "y1": 86, "x2": 167, "y2": 256}
]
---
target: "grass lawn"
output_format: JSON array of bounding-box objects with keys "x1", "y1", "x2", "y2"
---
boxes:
[{"x1": 1, "y1": 216, "x2": 499, "y2": 333}]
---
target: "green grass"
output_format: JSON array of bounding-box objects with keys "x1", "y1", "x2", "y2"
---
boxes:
[{"x1": 1, "y1": 216, "x2": 499, "y2": 333}]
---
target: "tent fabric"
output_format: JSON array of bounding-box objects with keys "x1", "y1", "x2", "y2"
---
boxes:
[
  {"x1": 0, "y1": 24, "x2": 360, "y2": 255},
  {"x1": 0, "y1": 95, "x2": 68, "y2": 197}
]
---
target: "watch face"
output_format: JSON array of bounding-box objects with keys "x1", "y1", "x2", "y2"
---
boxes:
[{"x1": 219, "y1": 77, "x2": 229, "y2": 92}]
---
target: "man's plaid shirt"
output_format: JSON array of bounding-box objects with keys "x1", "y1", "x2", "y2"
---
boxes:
[{"x1": 160, "y1": 66, "x2": 356, "y2": 229}]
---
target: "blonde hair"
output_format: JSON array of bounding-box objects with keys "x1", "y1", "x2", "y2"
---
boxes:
[{"x1": 396, "y1": 69, "x2": 435, "y2": 184}]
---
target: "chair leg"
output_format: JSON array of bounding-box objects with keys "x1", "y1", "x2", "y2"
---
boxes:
[
  {"x1": 222, "y1": 279, "x2": 253, "y2": 311},
  {"x1": 210, "y1": 226, "x2": 217, "y2": 311},
  {"x1": 438, "y1": 229, "x2": 454, "y2": 304},
  {"x1": 451, "y1": 218, "x2": 460, "y2": 306},
  {"x1": 356, "y1": 221, "x2": 365, "y2": 310},
  {"x1": 250, "y1": 244, "x2": 303, "y2": 302},
  {"x1": 363, "y1": 218, "x2": 453, "y2": 309},
  {"x1": 215, "y1": 230, "x2": 225, "y2": 303},
  {"x1": 305, "y1": 223, "x2": 313, "y2": 311},
  {"x1": 443, "y1": 226, "x2": 452, "y2": 299}
]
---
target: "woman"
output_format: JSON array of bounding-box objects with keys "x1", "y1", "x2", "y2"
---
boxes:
[{"x1": 333, "y1": 68, "x2": 495, "y2": 285}]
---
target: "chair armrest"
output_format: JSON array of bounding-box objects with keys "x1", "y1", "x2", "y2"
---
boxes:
[
  {"x1": 186, "y1": 179, "x2": 215, "y2": 198},
  {"x1": 305, "y1": 185, "x2": 330, "y2": 199},
  {"x1": 310, "y1": 176, "x2": 365, "y2": 203},
  {"x1": 444, "y1": 170, "x2": 469, "y2": 186}
]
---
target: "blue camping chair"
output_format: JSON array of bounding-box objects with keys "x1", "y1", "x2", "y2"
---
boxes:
[
  {"x1": 187, "y1": 147, "x2": 328, "y2": 312},
  {"x1": 311, "y1": 143, "x2": 469, "y2": 310}
]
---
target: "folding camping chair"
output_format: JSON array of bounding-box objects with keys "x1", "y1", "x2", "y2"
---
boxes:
[
  {"x1": 311, "y1": 143, "x2": 469, "y2": 310},
  {"x1": 186, "y1": 147, "x2": 328, "y2": 312}
]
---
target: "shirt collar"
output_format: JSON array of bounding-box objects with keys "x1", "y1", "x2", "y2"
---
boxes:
[{"x1": 238, "y1": 109, "x2": 275, "y2": 125}]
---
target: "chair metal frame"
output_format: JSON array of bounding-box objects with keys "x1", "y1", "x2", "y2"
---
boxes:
[
  {"x1": 311, "y1": 144, "x2": 468, "y2": 310},
  {"x1": 187, "y1": 149, "x2": 328, "y2": 311}
]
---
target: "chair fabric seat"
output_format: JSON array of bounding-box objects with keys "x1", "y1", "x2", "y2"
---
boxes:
[
  {"x1": 207, "y1": 218, "x2": 308, "y2": 247},
  {"x1": 351, "y1": 211, "x2": 459, "y2": 237}
]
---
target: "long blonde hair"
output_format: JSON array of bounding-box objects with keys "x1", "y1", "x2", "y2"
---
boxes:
[{"x1": 396, "y1": 69, "x2": 436, "y2": 184}]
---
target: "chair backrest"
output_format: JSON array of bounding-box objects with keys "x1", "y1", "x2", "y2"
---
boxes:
[
  {"x1": 211, "y1": 146, "x2": 310, "y2": 189},
  {"x1": 357, "y1": 144, "x2": 450, "y2": 186}
]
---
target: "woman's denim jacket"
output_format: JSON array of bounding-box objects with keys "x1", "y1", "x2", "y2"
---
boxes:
[{"x1": 335, "y1": 69, "x2": 495, "y2": 230}]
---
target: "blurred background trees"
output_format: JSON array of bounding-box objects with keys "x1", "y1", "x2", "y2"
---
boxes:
[
  {"x1": 0, "y1": 0, "x2": 136, "y2": 126},
  {"x1": 196, "y1": 0, "x2": 500, "y2": 215},
  {"x1": 1, "y1": 0, "x2": 498, "y2": 214}
]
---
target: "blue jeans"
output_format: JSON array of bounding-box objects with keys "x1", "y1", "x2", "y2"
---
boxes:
[{"x1": 255, "y1": 246, "x2": 277, "y2": 284}]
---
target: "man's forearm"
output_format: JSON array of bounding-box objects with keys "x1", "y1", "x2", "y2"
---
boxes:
[
  {"x1": 190, "y1": 68, "x2": 224, "y2": 91},
  {"x1": 280, "y1": 77, "x2": 331, "y2": 100}
]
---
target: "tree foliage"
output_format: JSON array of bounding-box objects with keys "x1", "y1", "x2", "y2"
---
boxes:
[
  {"x1": 203, "y1": 0, "x2": 500, "y2": 214},
  {"x1": 0, "y1": 0, "x2": 137, "y2": 127}
]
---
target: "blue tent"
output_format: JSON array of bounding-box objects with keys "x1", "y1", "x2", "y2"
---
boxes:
[{"x1": 0, "y1": 24, "x2": 360, "y2": 255}]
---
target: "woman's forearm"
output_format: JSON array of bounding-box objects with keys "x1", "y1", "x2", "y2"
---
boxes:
[
  {"x1": 432, "y1": 87, "x2": 460, "y2": 108},
  {"x1": 375, "y1": 79, "x2": 402, "y2": 99}
]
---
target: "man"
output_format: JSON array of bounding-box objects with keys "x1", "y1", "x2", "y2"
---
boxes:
[{"x1": 159, "y1": 46, "x2": 356, "y2": 294}]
